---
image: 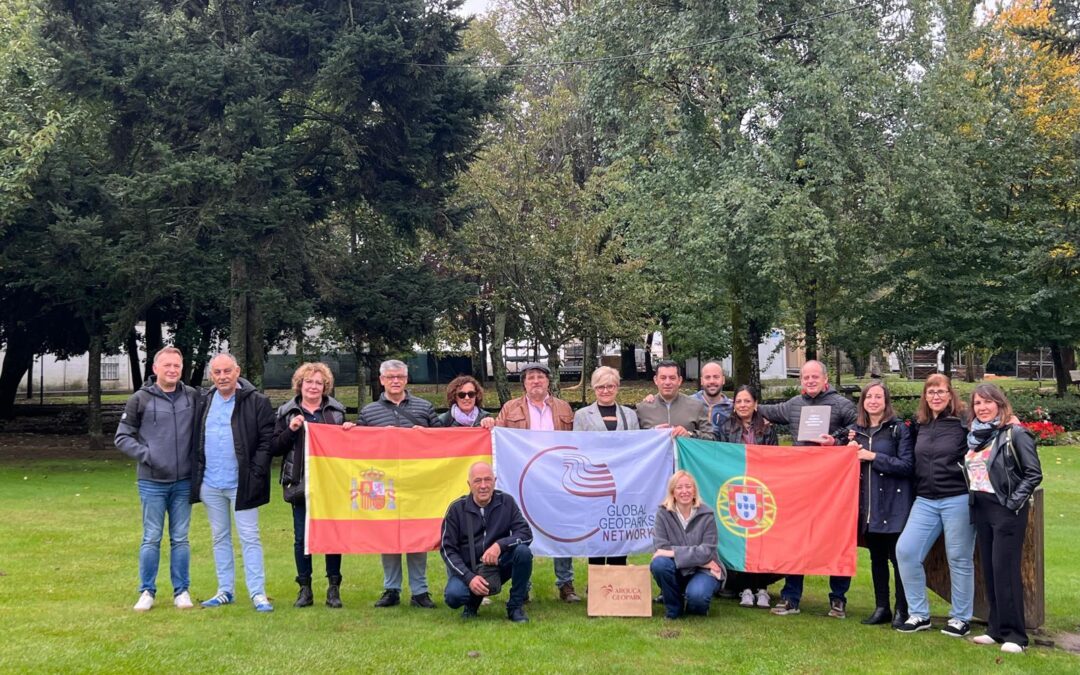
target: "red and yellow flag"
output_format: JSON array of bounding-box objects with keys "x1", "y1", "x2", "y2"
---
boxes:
[{"x1": 305, "y1": 426, "x2": 491, "y2": 554}]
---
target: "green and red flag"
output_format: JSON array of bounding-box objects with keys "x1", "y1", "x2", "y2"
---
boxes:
[
  {"x1": 305, "y1": 426, "x2": 491, "y2": 554},
  {"x1": 676, "y1": 439, "x2": 859, "y2": 576}
]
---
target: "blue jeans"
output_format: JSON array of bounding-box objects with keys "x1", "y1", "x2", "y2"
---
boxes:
[
  {"x1": 291, "y1": 502, "x2": 341, "y2": 584},
  {"x1": 780, "y1": 575, "x2": 851, "y2": 606},
  {"x1": 201, "y1": 484, "x2": 266, "y2": 599},
  {"x1": 650, "y1": 557, "x2": 719, "y2": 618},
  {"x1": 136, "y1": 479, "x2": 191, "y2": 596},
  {"x1": 445, "y1": 545, "x2": 534, "y2": 611},
  {"x1": 896, "y1": 495, "x2": 975, "y2": 621},
  {"x1": 382, "y1": 553, "x2": 428, "y2": 594},
  {"x1": 554, "y1": 557, "x2": 574, "y2": 587}
]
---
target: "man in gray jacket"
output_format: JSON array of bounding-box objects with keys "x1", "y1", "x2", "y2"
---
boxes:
[
  {"x1": 636, "y1": 361, "x2": 713, "y2": 439},
  {"x1": 758, "y1": 359, "x2": 857, "y2": 618},
  {"x1": 114, "y1": 346, "x2": 197, "y2": 612},
  {"x1": 357, "y1": 359, "x2": 441, "y2": 609}
]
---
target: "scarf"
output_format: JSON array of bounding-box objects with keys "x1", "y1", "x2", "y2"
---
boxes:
[
  {"x1": 967, "y1": 418, "x2": 999, "y2": 451},
  {"x1": 451, "y1": 404, "x2": 479, "y2": 427}
]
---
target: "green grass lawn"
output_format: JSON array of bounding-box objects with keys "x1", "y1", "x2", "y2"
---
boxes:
[{"x1": 1, "y1": 444, "x2": 1078, "y2": 673}]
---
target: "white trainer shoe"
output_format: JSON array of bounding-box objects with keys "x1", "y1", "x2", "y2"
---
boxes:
[
  {"x1": 755, "y1": 589, "x2": 771, "y2": 608},
  {"x1": 133, "y1": 590, "x2": 154, "y2": 612},
  {"x1": 972, "y1": 635, "x2": 996, "y2": 645},
  {"x1": 1001, "y1": 642, "x2": 1025, "y2": 654},
  {"x1": 174, "y1": 590, "x2": 193, "y2": 609},
  {"x1": 739, "y1": 589, "x2": 754, "y2": 607}
]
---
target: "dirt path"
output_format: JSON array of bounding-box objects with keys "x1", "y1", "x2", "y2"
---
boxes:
[{"x1": 0, "y1": 433, "x2": 108, "y2": 460}]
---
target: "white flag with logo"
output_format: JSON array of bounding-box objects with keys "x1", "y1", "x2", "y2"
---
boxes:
[{"x1": 493, "y1": 428, "x2": 674, "y2": 557}]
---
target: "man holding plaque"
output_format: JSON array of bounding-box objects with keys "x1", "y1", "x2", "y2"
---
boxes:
[{"x1": 758, "y1": 360, "x2": 857, "y2": 619}]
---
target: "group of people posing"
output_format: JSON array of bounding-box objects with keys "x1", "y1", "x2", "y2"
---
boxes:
[{"x1": 116, "y1": 349, "x2": 1042, "y2": 648}]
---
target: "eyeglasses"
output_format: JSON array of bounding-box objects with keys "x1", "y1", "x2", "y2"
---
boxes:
[
  {"x1": 383, "y1": 374, "x2": 406, "y2": 381},
  {"x1": 594, "y1": 384, "x2": 617, "y2": 391},
  {"x1": 456, "y1": 391, "x2": 477, "y2": 399},
  {"x1": 926, "y1": 389, "x2": 950, "y2": 399}
]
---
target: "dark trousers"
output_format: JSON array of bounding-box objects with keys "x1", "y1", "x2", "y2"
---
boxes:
[
  {"x1": 865, "y1": 532, "x2": 906, "y2": 613},
  {"x1": 588, "y1": 556, "x2": 627, "y2": 566},
  {"x1": 974, "y1": 492, "x2": 1029, "y2": 646},
  {"x1": 444, "y1": 544, "x2": 533, "y2": 612},
  {"x1": 727, "y1": 570, "x2": 781, "y2": 591},
  {"x1": 780, "y1": 574, "x2": 851, "y2": 605},
  {"x1": 650, "y1": 557, "x2": 720, "y2": 618},
  {"x1": 292, "y1": 502, "x2": 341, "y2": 584}
]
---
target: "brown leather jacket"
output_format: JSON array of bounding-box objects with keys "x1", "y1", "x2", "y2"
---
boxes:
[{"x1": 494, "y1": 395, "x2": 574, "y2": 430}]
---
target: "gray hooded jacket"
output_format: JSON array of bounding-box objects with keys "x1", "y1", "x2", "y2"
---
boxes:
[{"x1": 114, "y1": 379, "x2": 197, "y2": 482}]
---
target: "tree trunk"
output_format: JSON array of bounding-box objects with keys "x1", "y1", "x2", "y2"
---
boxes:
[
  {"x1": 804, "y1": 281, "x2": 818, "y2": 361},
  {"x1": 545, "y1": 342, "x2": 563, "y2": 397},
  {"x1": 747, "y1": 319, "x2": 764, "y2": 392},
  {"x1": 230, "y1": 256, "x2": 265, "y2": 388},
  {"x1": 620, "y1": 341, "x2": 637, "y2": 380},
  {"x1": 489, "y1": 308, "x2": 510, "y2": 405},
  {"x1": 142, "y1": 306, "x2": 163, "y2": 381},
  {"x1": 87, "y1": 333, "x2": 104, "y2": 450},
  {"x1": 1049, "y1": 341, "x2": 1070, "y2": 397},
  {"x1": 354, "y1": 339, "x2": 368, "y2": 407},
  {"x1": 126, "y1": 329, "x2": 143, "y2": 391},
  {"x1": 295, "y1": 326, "x2": 306, "y2": 365},
  {"x1": 25, "y1": 352, "x2": 34, "y2": 400},
  {"x1": 187, "y1": 322, "x2": 213, "y2": 387},
  {"x1": 730, "y1": 301, "x2": 752, "y2": 387},
  {"x1": 0, "y1": 328, "x2": 34, "y2": 419},
  {"x1": 942, "y1": 342, "x2": 953, "y2": 377},
  {"x1": 964, "y1": 347, "x2": 977, "y2": 383},
  {"x1": 644, "y1": 331, "x2": 656, "y2": 380},
  {"x1": 468, "y1": 304, "x2": 485, "y2": 380}
]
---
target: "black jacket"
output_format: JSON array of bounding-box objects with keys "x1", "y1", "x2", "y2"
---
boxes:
[
  {"x1": 718, "y1": 414, "x2": 778, "y2": 445},
  {"x1": 440, "y1": 490, "x2": 532, "y2": 583},
  {"x1": 437, "y1": 408, "x2": 491, "y2": 428},
  {"x1": 759, "y1": 386, "x2": 857, "y2": 446},
  {"x1": 972, "y1": 424, "x2": 1042, "y2": 512},
  {"x1": 191, "y1": 378, "x2": 276, "y2": 511},
  {"x1": 912, "y1": 415, "x2": 968, "y2": 500},
  {"x1": 271, "y1": 395, "x2": 347, "y2": 502},
  {"x1": 845, "y1": 417, "x2": 915, "y2": 534},
  {"x1": 358, "y1": 392, "x2": 440, "y2": 428}
]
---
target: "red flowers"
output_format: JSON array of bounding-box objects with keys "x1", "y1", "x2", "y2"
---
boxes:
[{"x1": 1021, "y1": 420, "x2": 1065, "y2": 442}]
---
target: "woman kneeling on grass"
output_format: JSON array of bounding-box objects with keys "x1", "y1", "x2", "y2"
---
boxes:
[
  {"x1": 650, "y1": 470, "x2": 726, "y2": 619},
  {"x1": 965, "y1": 384, "x2": 1042, "y2": 654}
]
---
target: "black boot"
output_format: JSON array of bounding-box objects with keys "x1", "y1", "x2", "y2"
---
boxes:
[
  {"x1": 861, "y1": 607, "x2": 892, "y2": 625},
  {"x1": 294, "y1": 584, "x2": 313, "y2": 608},
  {"x1": 891, "y1": 607, "x2": 909, "y2": 629},
  {"x1": 326, "y1": 575, "x2": 343, "y2": 609}
]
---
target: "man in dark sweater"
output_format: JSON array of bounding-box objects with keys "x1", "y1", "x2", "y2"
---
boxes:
[
  {"x1": 759, "y1": 360, "x2": 858, "y2": 619},
  {"x1": 358, "y1": 359, "x2": 441, "y2": 609}
]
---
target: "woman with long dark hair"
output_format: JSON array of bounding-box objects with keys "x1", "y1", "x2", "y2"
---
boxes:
[{"x1": 966, "y1": 383, "x2": 1041, "y2": 654}]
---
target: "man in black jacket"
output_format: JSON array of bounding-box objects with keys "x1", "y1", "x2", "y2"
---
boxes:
[
  {"x1": 190, "y1": 353, "x2": 276, "y2": 612},
  {"x1": 441, "y1": 462, "x2": 533, "y2": 622}
]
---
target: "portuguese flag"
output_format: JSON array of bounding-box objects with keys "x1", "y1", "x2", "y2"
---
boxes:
[
  {"x1": 676, "y1": 439, "x2": 859, "y2": 576},
  {"x1": 305, "y1": 426, "x2": 491, "y2": 554}
]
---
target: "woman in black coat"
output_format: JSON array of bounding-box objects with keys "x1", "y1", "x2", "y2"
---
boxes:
[
  {"x1": 966, "y1": 384, "x2": 1042, "y2": 654},
  {"x1": 841, "y1": 381, "x2": 914, "y2": 627},
  {"x1": 437, "y1": 375, "x2": 494, "y2": 428}
]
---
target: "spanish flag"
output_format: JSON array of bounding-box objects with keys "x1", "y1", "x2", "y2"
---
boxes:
[
  {"x1": 305, "y1": 426, "x2": 491, "y2": 554},
  {"x1": 677, "y1": 439, "x2": 859, "y2": 576}
]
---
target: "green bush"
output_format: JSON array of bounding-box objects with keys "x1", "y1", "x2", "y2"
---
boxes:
[{"x1": 1006, "y1": 392, "x2": 1080, "y2": 432}]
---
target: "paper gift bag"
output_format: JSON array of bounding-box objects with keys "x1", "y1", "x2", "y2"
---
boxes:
[{"x1": 586, "y1": 564, "x2": 653, "y2": 617}]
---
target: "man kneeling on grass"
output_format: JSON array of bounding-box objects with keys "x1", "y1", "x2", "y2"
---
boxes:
[{"x1": 440, "y1": 462, "x2": 533, "y2": 622}]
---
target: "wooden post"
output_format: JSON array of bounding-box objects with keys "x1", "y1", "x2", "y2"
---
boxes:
[{"x1": 924, "y1": 488, "x2": 1044, "y2": 628}]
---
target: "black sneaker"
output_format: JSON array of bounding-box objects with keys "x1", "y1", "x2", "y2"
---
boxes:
[
  {"x1": 770, "y1": 599, "x2": 800, "y2": 616},
  {"x1": 461, "y1": 605, "x2": 479, "y2": 620},
  {"x1": 507, "y1": 606, "x2": 529, "y2": 623},
  {"x1": 410, "y1": 592, "x2": 436, "y2": 609},
  {"x1": 941, "y1": 618, "x2": 970, "y2": 637},
  {"x1": 896, "y1": 615, "x2": 931, "y2": 633},
  {"x1": 374, "y1": 589, "x2": 400, "y2": 608}
]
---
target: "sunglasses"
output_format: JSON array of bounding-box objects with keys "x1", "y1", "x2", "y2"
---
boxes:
[{"x1": 456, "y1": 391, "x2": 477, "y2": 399}]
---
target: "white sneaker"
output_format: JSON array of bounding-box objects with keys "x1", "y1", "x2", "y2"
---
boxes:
[
  {"x1": 972, "y1": 634, "x2": 996, "y2": 645},
  {"x1": 755, "y1": 589, "x2": 771, "y2": 608},
  {"x1": 1001, "y1": 642, "x2": 1025, "y2": 654},
  {"x1": 133, "y1": 590, "x2": 154, "y2": 612},
  {"x1": 173, "y1": 591, "x2": 193, "y2": 609},
  {"x1": 739, "y1": 589, "x2": 754, "y2": 607}
]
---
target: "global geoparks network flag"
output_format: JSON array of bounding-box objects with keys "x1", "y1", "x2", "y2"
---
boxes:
[
  {"x1": 677, "y1": 439, "x2": 859, "y2": 576},
  {"x1": 305, "y1": 425, "x2": 491, "y2": 554}
]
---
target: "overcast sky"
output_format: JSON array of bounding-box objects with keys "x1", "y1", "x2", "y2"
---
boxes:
[{"x1": 457, "y1": 0, "x2": 493, "y2": 16}]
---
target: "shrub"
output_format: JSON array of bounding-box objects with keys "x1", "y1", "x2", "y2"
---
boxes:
[{"x1": 1006, "y1": 392, "x2": 1080, "y2": 432}]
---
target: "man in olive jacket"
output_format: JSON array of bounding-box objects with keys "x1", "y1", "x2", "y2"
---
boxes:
[
  {"x1": 115, "y1": 346, "x2": 198, "y2": 612},
  {"x1": 636, "y1": 361, "x2": 713, "y2": 439},
  {"x1": 190, "y1": 353, "x2": 276, "y2": 612}
]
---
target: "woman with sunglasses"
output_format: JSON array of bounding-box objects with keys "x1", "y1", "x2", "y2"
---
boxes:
[
  {"x1": 574, "y1": 366, "x2": 639, "y2": 566},
  {"x1": 438, "y1": 375, "x2": 495, "y2": 429},
  {"x1": 895, "y1": 373, "x2": 974, "y2": 638}
]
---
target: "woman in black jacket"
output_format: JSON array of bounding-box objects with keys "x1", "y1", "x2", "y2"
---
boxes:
[
  {"x1": 437, "y1": 375, "x2": 495, "y2": 429},
  {"x1": 271, "y1": 362, "x2": 347, "y2": 609},
  {"x1": 720, "y1": 385, "x2": 779, "y2": 609},
  {"x1": 841, "y1": 381, "x2": 914, "y2": 627},
  {"x1": 965, "y1": 384, "x2": 1042, "y2": 654}
]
